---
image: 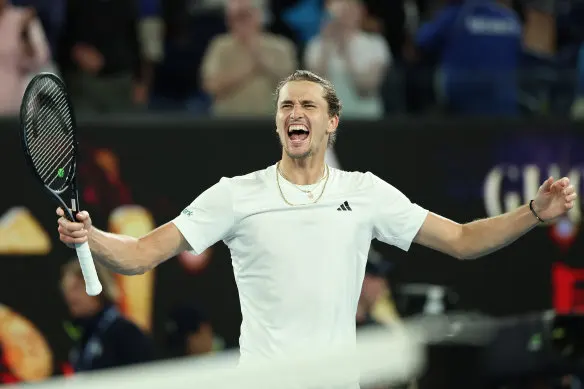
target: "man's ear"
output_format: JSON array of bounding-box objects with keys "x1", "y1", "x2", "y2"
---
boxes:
[{"x1": 327, "y1": 115, "x2": 339, "y2": 135}]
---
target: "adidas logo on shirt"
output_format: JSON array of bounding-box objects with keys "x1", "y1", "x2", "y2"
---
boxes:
[{"x1": 337, "y1": 201, "x2": 352, "y2": 211}]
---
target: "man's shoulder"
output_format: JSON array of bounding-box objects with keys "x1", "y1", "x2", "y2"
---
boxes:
[
  {"x1": 220, "y1": 165, "x2": 275, "y2": 188},
  {"x1": 331, "y1": 168, "x2": 380, "y2": 189}
]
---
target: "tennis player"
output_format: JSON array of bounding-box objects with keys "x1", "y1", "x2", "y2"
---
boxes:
[{"x1": 57, "y1": 70, "x2": 577, "y2": 373}]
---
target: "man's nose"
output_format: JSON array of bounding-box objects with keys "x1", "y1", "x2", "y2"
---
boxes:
[{"x1": 290, "y1": 106, "x2": 305, "y2": 119}]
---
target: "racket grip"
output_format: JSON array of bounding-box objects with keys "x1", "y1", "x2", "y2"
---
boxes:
[{"x1": 74, "y1": 241, "x2": 103, "y2": 296}]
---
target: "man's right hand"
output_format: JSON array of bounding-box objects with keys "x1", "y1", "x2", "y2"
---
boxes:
[{"x1": 56, "y1": 208, "x2": 93, "y2": 248}]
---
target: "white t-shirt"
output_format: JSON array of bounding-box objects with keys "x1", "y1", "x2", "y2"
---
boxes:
[
  {"x1": 172, "y1": 164, "x2": 428, "y2": 369},
  {"x1": 304, "y1": 32, "x2": 391, "y2": 119}
]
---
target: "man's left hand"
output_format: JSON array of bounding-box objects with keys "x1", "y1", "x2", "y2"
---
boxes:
[{"x1": 532, "y1": 177, "x2": 578, "y2": 221}]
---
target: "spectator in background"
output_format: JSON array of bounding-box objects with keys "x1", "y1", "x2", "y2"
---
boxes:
[
  {"x1": 137, "y1": 0, "x2": 164, "y2": 103},
  {"x1": 165, "y1": 305, "x2": 224, "y2": 358},
  {"x1": 356, "y1": 248, "x2": 400, "y2": 328},
  {"x1": 521, "y1": 0, "x2": 556, "y2": 56},
  {"x1": 0, "y1": 0, "x2": 50, "y2": 115},
  {"x1": 58, "y1": 0, "x2": 147, "y2": 114},
  {"x1": 304, "y1": 0, "x2": 390, "y2": 119},
  {"x1": 201, "y1": 0, "x2": 297, "y2": 116},
  {"x1": 11, "y1": 0, "x2": 65, "y2": 69},
  {"x1": 60, "y1": 259, "x2": 155, "y2": 372},
  {"x1": 415, "y1": 0, "x2": 522, "y2": 116},
  {"x1": 572, "y1": 44, "x2": 584, "y2": 119}
]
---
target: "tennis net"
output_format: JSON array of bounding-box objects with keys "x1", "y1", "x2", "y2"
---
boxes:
[{"x1": 4, "y1": 325, "x2": 425, "y2": 389}]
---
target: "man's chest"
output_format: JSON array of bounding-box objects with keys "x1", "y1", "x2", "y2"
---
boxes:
[{"x1": 231, "y1": 196, "x2": 373, "y2": 255}]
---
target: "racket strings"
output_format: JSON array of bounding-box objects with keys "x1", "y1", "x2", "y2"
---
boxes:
[
  {"x1": 28, "y1": 127, "x2": 72, "y2": 178},
  {"x1": 22, "y1": 78, "x2": 75, "y2": 192},
  {"x1": 27, "y1": 111, "x2": 74, "y2": 189},
  {"x1": 25, "y1": 91, "x2": 71, "y2": 149}
]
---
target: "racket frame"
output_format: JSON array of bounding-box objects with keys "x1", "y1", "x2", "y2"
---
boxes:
[{"x1": 19, "y1": 72, "x2": 82, "y2": 223}]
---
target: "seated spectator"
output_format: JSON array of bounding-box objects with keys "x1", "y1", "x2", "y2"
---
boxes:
[
  {"x1": 521, "y1": 0, "x2": 556, "y2": 56},
  {"x1": 0, "y1": 0, "x2": 50, "y2": 115},
  {"x1": 201, "y1": 0, "x2": 297, "y2": 117},
  {"x1": 137, "y1": 0, "x2": 164, "y2": 103},
  {"x1": 60, "y1": 259, "x2": 155, "y2": 372},
  {"x1": 572, "y1": 43, "x2": 584, "y2": 119},
  {"x1": 356, "y1": 248, "x2": 399, "y2": 328},
  {"x1": 165, "y1": 304, "x2": 225, "y2": 358},
  {"x1": 59, "y1": 0, "x2": 147, "y2": 114},
  {"x1": 304, "y1": 0, "x2": 390, "y2": 119},
  {"x1": 415, "y1": 0, "x2": 522, "y2": 116}
]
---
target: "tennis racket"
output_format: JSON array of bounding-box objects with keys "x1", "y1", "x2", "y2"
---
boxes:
[{"x1": 19, "y1": 72, "x2": 102, "y2": 296}]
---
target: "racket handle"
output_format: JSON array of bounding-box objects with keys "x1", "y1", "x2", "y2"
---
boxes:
[{"x1": 74, "y1": 241, "x2": 103, "y2": 296}]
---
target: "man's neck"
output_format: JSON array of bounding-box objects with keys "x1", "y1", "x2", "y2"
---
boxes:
[{"x1": 278, "y1": 153, "x2": 327, "y2": 185}]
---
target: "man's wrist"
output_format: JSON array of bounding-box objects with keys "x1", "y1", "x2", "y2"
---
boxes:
[{"x1": 529, "y1": 200, "x2": 545, "y2": 223}]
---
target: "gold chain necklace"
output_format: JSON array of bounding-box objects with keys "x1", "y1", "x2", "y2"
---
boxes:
[
  {"x1": 278, "y1": 162, "x2": 328, "y2": 199},
  {"x1": 276, "y1": 162, "x2": 330, "y2": 206}
]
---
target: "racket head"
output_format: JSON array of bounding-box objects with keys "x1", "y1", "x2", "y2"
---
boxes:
[{"x1": 19, "y1": 72, "x2": 80, "y2": 221}]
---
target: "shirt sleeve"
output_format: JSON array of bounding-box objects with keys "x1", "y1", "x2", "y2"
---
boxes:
[
  {"x1": 172, "y1": 177, "x2": 235, "y2": 255},
  {"x1": 369, "y1": 173, "x2": 429, "y2": 251}
]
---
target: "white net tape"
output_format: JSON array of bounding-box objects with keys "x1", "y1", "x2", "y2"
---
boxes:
[{"x1": 4, "y1": 326, "x2": 426, "y2": 389}]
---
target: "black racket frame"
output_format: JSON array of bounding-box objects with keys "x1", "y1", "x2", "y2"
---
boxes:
[{"x1": 18, "y1": 72, "x2": 82, "y2": 224}]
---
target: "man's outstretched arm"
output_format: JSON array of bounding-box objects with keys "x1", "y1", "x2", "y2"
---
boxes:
[
  {"x1": 58, "y1": 208, "x2": 191, "y2": 275},
  {"x1": 414, "y1": 177, "x2": 578, "y2": 259}
]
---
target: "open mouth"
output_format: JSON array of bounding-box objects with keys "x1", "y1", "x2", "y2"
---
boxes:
[{"x1": 287, "y1": 125, "x2": 310, "y2": 142}]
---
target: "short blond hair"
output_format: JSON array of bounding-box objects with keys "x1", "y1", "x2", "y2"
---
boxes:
[{"x1": 61, "y1": 259, "x2": 120, "y2": 303}]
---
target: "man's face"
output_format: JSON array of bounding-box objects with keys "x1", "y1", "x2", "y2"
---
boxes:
[
  {"x1": 61, "y1": 273, "x2": 102, "y2": 318},
  {"x1": 276, "y1": 80, "x2": 338, "y2": 160},
  {"x1": 226, "y1": 1, "x2": 261, "y2": 42}
]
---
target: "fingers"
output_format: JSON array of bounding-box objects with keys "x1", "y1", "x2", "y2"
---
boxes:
[
  {"x1": 57, "y1": 224, "x2": 87, "y2": 238},
  {"x1": 57, "y1": 216, "x2": 84, "y2": 231},
  {"x1": 564, "y1": 185, "x2": 576, "y2": 196},
  {"x1": 565, "y1": 192, "x2": 578, "y2": 203},
  {"x1": 550, "y1": 177, "x2": 568, "y2": 192},
  {"x1": 562, "y1": 182, "x2": 578, "y2": 209},
  {"x1": 541, "y1": 176, "x2": 554, "y2": 192},
  {"x1": 59, "y1": 233, "x2": 87, "y2": 245},
  {"x1": 56, "y1": 208, "x2": 92, "y2": 247},
  {"x1": 75, "y1": 210, "x2": 89, "y2": 221}
]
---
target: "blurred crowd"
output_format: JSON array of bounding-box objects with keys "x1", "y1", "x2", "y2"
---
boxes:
[{"x1": 1, "y1": 0, "x2": 584, "y2": 119}]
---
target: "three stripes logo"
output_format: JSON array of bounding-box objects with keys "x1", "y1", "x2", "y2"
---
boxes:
[{"x1": 337, "y1": 201, "x2": 352, "y2": 211}]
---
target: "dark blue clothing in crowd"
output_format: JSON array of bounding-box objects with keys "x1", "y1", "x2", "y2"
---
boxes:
[
  {"x1": 416, "y1": 1, "x2": 522, "y2": 115},
  {"x1": 138, "y1": 0, "x2": 160, "y2": 18}
]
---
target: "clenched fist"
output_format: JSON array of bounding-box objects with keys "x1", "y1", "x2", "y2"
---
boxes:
[{"x1": 56, "y1": 208, "x2": 93, "y2": 248}]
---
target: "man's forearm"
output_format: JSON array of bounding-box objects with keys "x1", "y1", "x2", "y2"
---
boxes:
[
  {"x1": 460, "y1": 204, "x2": 539, "y2": 259},
  {"x1": 88, "y1": 228, "x2": 150, "y2": 275}
]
